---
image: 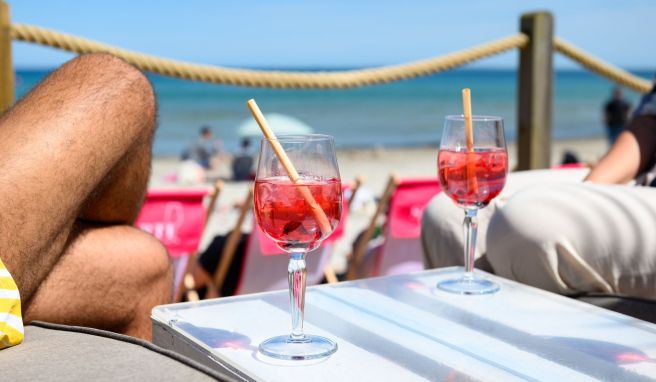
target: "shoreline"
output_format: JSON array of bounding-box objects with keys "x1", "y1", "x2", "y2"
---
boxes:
[
  {"x1": 150, "y1": 135, "x2": 608, "y2": 160},
  {"x1": 150, "y1": 135, "x2": 608, "y2": 193},
  {"x1": 149, "y1": 136, "x2": 605, "y2": 273}
]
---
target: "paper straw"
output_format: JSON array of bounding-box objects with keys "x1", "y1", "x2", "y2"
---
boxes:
[
  {"x1": 246, "y1": 99, "x2": 332, "y2": 235},
  {"x1": 461, "y1": 89, "x2": 479, "y2": 194},
  {"x1": 462, "y1": 89, "x2": 474, "y2": 151}
]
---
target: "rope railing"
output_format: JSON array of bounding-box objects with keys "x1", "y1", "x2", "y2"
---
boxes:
[
  {"x1": 554, "y1": 38, "x2": 651, "y2": 93},
  {"x1": 3, "y1": 12, "x2": 652, "y2": 171},
  {"x1": 10, "y1": 23, "x2": 651, "y2": 93},
  {"x1": 10, "y1": 23, "x2": 529, "y2": 89},
  {"x1": 10, "y1": 24, "x2": 650, "y2": 93}
]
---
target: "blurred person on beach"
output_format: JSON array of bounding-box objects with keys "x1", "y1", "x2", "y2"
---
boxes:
[
  {"x1": 422, "y1": 78, "x2": 656, "y2": 299},
  {"x1": 559, "y1": 150, "x2": 581, "y2": 166},
  {"x1": 0, "y1": 53, "x2": 172, "y2": 349},
  {"x1": 188, "y1": 233, "x2": 250, "y2": 299},
  {"x1": 603, "y1": 87, "x2": 631, "y2": 145},
  {"x1": 231, "y1": 137, "x2": 255, "y2": 181},
  {"x1": 178, "y1": 125, "x2": 224, "y2": 184},
  {"x1": 182, "y1": 125, "x2": 222, "y2": 170}
]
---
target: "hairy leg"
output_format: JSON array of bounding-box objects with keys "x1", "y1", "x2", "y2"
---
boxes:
[
  {"x1": 23, "y1": 225, "x2": 171, "y2": 340},
  {"x1": 0, "y1": 54, "x2": 162, "y2": 315}
]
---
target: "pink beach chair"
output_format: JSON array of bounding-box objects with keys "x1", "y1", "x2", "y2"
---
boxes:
[
  {"x1": 235, "y1": 191, "x2": 349, "y2": 294},
  {"x1": 349, "y1": 176, "x2": 440, "y2": 280},
  {"x1": 212, "y1": 182, "x2": 353, "y2": 296},
  {"x1": 376, "y1": 177, "x2": 441, "y2": 275},
  {"x1": 135, "y1": 182, "x2": 222, "y2": 301}
]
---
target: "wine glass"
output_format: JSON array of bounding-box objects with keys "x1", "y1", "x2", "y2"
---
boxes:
[
  {"x1": 254, "y1": 134, "x2": 342, "y2": 360},
  {"x1": 436, "y1": 115, "x2": 507, "y2": 295}
]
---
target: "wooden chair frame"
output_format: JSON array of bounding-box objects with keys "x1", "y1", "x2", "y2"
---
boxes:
[
  {"x1": 172, "y1": 179, "x2": 223, "y2": 302},
  {"x1": 346, "y1": 174, "x2": 398, "y2": 281},
  {"x1": 323, "y1": 175, "x2": 364, "y2": 284},
  {"x1": 210, "y1": 189, "x2": 253, "y2": 296}
]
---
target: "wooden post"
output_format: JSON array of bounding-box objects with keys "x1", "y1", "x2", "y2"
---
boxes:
[
  {"x1": 517, "y1": 12, "x2": 554, "y2": 170},
  {"x1": 0, "y1": 1, "x2": 12, "y2": 114}
]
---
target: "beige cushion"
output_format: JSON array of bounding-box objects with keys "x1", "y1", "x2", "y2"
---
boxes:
[
  {"x1": 421, "y1": 168, "x2": 588, "y2": 270},
  {"x1": 488, "y1": 183, "x2": 656, "y2": 298}
]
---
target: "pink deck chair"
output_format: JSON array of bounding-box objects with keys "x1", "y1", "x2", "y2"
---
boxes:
[
  {"x1": 349, "y1": 176, "x2": 440, "y2": 279},
  {"x1": 214, "y1": 183, "x2": 352, "y2": 296},
  {"x1": 135, "y1": 184, "x2": 220, "y2": 301},
  {"x1": 375, "y1": 178, "x2": 441, "y2": 276},
  {"x1": 236, "y1": 190, "x2": 349, "y2": 294}
]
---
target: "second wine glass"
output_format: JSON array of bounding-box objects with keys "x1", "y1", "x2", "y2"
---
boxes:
[
  {"x1": 436, "y1": 115, "x2": 508, "y2": 295},
  {"x1": 254, "y1": 134, "x2": 342, "y2": 360}
]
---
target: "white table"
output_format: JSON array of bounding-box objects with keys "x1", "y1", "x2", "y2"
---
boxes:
[{"x1": 152, "y1": 267, "x2": 656, "y2": 381}]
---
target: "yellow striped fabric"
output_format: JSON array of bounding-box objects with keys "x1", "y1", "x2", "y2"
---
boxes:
[{"x1": 0, "y1": 258, "x2": 23, "y2": 349}]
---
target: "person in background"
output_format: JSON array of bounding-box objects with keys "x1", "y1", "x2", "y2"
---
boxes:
[
  {"x1": 560, "y1": 150, "x2": 581, "y2": 166},
  {"x1": 632, "y1": 74, "x2": 656, "y2": 121},
  {"x1": 178, "y1": 126, "x2": 224, "y2": 184},
  {"x1": 188, "y1": 233, "x2": 250, "y2": 299},
  {"x1": 231, "y1": 137, "x2": 255, "y2": 181},
  {"x1": 603, "y1": 87, "x2": 631, "y2": 145},
  {"x1": 590, "y1": 76, "x2": 656, "y2": 185},
  {"x1": 184, "y1": 125, "x2": 221, "y2": 169},
  {"x1": 421, "y1": 77, "x2": 656, "y2": 299},
  {"x1": 0, "y1": 53, "x2": 171, "y2": 349}
]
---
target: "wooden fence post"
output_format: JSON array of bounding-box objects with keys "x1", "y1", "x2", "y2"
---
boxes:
[
  {"x1": 517, "y1": 11, "x2": 554, "y2": 170},
  {"x1": 0, "y1": 0, "x2": 13, "y2": 114}
]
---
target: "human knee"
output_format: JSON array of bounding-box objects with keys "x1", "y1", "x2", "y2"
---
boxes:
[
  {"x1": 121, "y1": 228, "x2": 172, "y2": 298},
  {"x1": 487, "y1": 189, "x2": 562, "y2": 260},
  {"x1": 486, "y1": 185, "x2": 588, "y2": 291},
  {"x1": 139, "y1": 232, "x2": 172, "y2": 286},
  {"x1": 68, "y1": 53, "x2": 156, "y2": 129},
  {"x1": 487, "y1": 184, "x2": 576, "y2": 243}
]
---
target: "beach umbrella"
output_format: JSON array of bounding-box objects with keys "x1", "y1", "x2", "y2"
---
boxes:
[{"x1": 236, "y1": 113, "x2": 313, "y2": 137}]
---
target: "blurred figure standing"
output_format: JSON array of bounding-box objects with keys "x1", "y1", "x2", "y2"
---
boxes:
[
  {"x1": 632, "y1": 75, "x2": 656, "y2": 118},
  {"x1": 183, "y1": 125, "x2": 222, "y2": 169},
  {"x1": 603, "y1": 87, "x2": 631, "y2": 145},
  {"x1": 231, "y1": 137, "x2": 255, "y2": 181},
  {"x1": 178, "y1": 125, "x2": 223, "y2": 184}
]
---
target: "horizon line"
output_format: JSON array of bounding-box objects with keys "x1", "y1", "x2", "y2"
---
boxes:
[{"x1": 13, "y1": 65, "x2": 655, "y2": 74}]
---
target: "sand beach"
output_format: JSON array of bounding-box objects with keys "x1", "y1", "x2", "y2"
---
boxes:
[{"x1": 149, "y1": 136, "x2": 606, "y2": 273}]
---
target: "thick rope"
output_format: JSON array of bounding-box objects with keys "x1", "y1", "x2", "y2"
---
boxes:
[
  {"x1": 554, "y1": 37, "x2": 651, "y2": 93},
  {"x1": 10, "y1": 23, "x2": 651, "y2": 93},
  {"x1": 10, "y1": 23, "x2": 526, "y2": 89}
]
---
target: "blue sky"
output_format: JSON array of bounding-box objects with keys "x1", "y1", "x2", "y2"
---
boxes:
[{"x1": 7, "y1": 0, "x2": 654, "y2": 70}]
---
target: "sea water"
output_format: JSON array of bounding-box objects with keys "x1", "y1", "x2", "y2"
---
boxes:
[{"x1": 15, "y1": 68, "x2": 651, "y2": 156}]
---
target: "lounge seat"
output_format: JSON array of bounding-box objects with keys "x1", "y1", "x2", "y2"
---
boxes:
[{"x1": 2, "y1": 321, "x2": 235, "y2": 381}]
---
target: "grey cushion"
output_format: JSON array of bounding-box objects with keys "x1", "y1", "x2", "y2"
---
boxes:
[{"x1": 1, "y1": 321, "x2": 233, "y2": 381}]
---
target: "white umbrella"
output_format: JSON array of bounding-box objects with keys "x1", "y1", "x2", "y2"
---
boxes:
[{"x1": 237, "y1": 113, "x2": 314, "y2": 137}]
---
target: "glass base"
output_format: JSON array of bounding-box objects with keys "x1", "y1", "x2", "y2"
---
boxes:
[
  {"x1": 259, "y1": 334, "x2": 337, "y2": 360},
  {"x1": 437, "y1": 276, "x2": 500, "y2": 295}
]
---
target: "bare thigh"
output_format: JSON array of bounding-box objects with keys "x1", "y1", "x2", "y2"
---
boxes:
[
  {"x1": 23, "y1": 224, "x2": 172, "y2": 340},
  {"x1": 0, "y1": 53, "x2": 156, "y2": 304}
]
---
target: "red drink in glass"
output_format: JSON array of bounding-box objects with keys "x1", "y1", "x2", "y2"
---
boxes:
[
  {"x1": 254, "y1": 176, "x2": 342, "y2": 252},
  {"x1": 438, "y1": 148, "x2": 507, "y2": 208},
  {"x1": 254, "y1": 134, "x2": 341, "y2": 360}
]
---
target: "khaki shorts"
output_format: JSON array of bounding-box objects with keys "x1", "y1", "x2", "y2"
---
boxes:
[{"x1": 421, "y1": 168, "x2": 656, "y2": 298}]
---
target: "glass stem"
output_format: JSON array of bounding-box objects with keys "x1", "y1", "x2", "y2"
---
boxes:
[
  {"x1": 288, "y1": 252, "x2": 307, "y2": 341},
  {"x1": 463, "y1": 207, "x2": 478, "y2": 280}
]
